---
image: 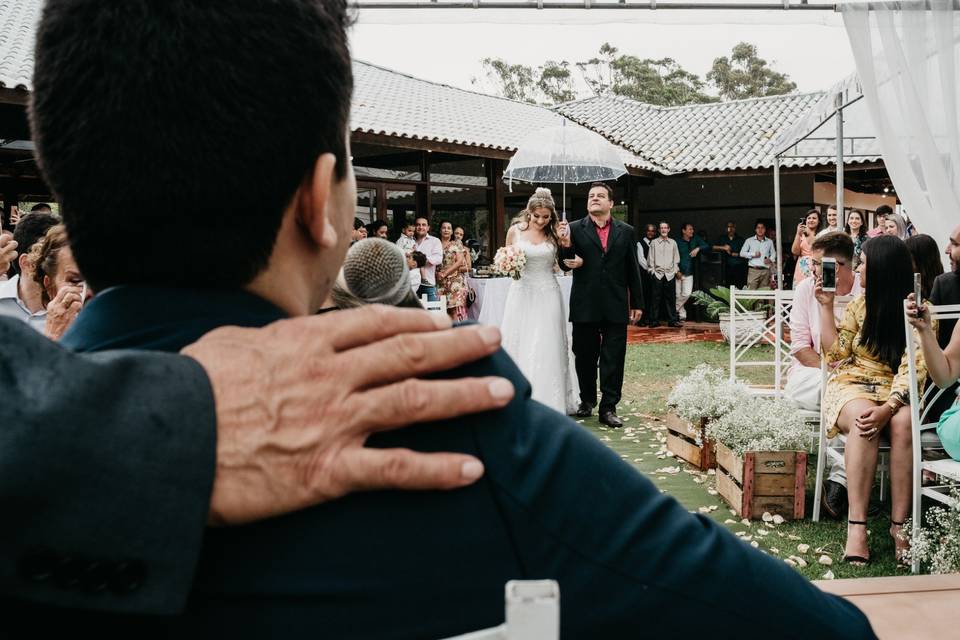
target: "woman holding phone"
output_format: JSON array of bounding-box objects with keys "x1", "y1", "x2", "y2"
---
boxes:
[
  {"x1": 817, "y1": 235, "x2": 933, "y2": 565},
  {"x1": 792, "y1": 209, "x2": 822, "y2": 285}
]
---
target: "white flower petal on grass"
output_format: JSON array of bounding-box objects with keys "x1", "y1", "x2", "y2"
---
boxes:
[
  {"x1": 762, "y1": 512, "x2": 774, "y2": 523},
  {"x1": 740, "y1": 518, "x2": 751, "y2": 526},
  {"x1": 788, "y1": 535, "x2": 801, "y2": 541},
  {"x1": 797, "y1": 544, "x2": 810, "y2": 554},
  {"x1": 772, "y1": 515, "x2": 785, "y2": 525},
  {"x1": 709, "y1": 505, "x2": 718, "y2": 511},
  {"x1": 770, "y1": 548, "x2": 780, "y2": 554},
  {"x1": 707, "y1": 469, "x2": 716, "y2": 476},
  {"x1": 750, "y1": 541, "x2": 759, "y2": 548},
  {"x1": 822, "y1": 570, "x2": 835, "y2": 580},
  {"x1": 654, "y1": 466, "x2": 681, "y2": 474},
  {"x1": 724, "y1": 519, "x2": 737, "y2": 524},
  {"x1": 755, "y1": 529, "x2": 769, "y2": 537},
  {"x1": 818, "y1": 555, "x2": 833, "y2": 566},
  {"x1": 788, "y1": 556, "x2": 808, "y2": 567},
  {"x1": 698, "y1": 507, "x2": 711, "y2": 514},
  {"x1": 707, "y1": 488, "x2": 718, "y2": 496},
  {"x1": 784, "y1": 558, "x2": 797, "y2": 567}
]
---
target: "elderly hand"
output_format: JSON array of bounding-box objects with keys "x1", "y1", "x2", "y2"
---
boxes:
[
  {"x1": 0, "y1": 232, "x2": 17, "y2": 274},
  {"x1": 44, "y1": 284, "x2": 84, "y2": 340},
  {"x1": 562, "y1": 254, "x2": 583, "y2": 269},
  {"x1": 906, "y1": 292, "x2": 933, "y2": 333},
  {"x1": 181, "y1": 305, "x2": 516, "y2": 525},
  {"x1": 629, "y1": 308, "x2": 643, "y2": 323}
]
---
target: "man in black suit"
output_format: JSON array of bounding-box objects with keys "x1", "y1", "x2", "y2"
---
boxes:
[
  {"x1": 10, "y1": 2, "x2": 875, "y2": 637},
  {"x1": 559, "y1": 183, "x2": 644, "y2": 427}
]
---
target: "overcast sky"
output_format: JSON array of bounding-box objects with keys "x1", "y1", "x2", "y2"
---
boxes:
[{"x1": 350, "y1": 8, "x2": 855, "y2": 99}]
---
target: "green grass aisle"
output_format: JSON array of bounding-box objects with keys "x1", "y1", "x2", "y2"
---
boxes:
[{"x1": 578, "y1": 341, "x2": 905, "y2": 579}]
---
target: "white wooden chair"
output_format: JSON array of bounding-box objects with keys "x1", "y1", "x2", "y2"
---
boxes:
[
  {"x1": 440, "y1": 580, "x2": 559, "y2": 640},
  {"x1": 421, "y1": 294, "x2": 448, "y2": 315},
  {"x1": 906, "y1": 302, "x2": 960, "y2": 573}
]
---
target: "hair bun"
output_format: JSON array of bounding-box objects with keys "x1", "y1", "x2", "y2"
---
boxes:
[{"x1": 534, "y1": 187, "x2": 552, "y2": 198}]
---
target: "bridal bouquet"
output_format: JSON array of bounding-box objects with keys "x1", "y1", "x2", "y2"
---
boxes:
[{"x1": 493, "y1": 245, "x2": 527, "y2": 280}]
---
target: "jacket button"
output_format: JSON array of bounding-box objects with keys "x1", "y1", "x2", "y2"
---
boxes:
[
  {"x1": 80, "y1": 561, "x2": 111, "y2": 593},
  {"x1": 110, "y1": 560, "x2": 146, "y2": 594},
  {"x1": 18, "y1": 548, "x2": 57, "y2": 583}
]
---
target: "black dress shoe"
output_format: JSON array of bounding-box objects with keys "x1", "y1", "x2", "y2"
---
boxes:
[
  {"x1": 668, "y1": 321, "x2": 683, "y2": 328},
  {"x1": 575, "y1": 402, "x2": 594, "y2": 418},
  {"x1": 821, "y1": 480, "x2": 848, "y2": 520},
  {"x1": 599, "y1": 410, "x2": 623, "y2": 428}
]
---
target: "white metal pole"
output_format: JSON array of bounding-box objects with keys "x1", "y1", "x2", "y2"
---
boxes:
[
  {"x1": 836, "y1": 98, "x2": 845, "y2": 222},
  {"x1": 773, "y1": 157, "x2": 783, "y2": 291}
]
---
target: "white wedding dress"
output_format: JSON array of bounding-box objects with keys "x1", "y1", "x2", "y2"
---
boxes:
[{"x1": 499, "y1": 239, "x2": 579, "y2": 415}]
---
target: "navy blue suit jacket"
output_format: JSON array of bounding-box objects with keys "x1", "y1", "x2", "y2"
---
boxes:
[{"x1": 47, "y1": 286, "x2": 874, "y2": 639}]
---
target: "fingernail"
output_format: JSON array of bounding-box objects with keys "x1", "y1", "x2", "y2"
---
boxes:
[
  {"x1": 461, "y1": 460, "x2": 484, "y2": 482},
  {"x1": 479, "y1": 325, "x2": 501, "y2": 347},
  {"x1": 488, "y1": 378, "x2": 514, "y2": 401},
  {"x1": 431, "y1": 313, "x2": 452, "y2": 329}
]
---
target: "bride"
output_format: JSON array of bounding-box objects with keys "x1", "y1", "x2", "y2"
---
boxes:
[{"x1": 500, "y1": 188, "x2": 582, "y2": 414}]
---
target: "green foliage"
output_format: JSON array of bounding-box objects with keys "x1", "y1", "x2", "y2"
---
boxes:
[
  {"x1": 707, "y1": 42, "x2": 797, "y2": 101},
  {"x1": 690, "y1": 286, "x2": 770, "y2": 321}
]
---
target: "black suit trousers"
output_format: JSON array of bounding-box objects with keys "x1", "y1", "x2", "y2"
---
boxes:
[
  {"x1": 571, "y1": 322, "x2": 627, "y2": 412},
  {"x1": 650, "y1": 275, "x2": 678, "y2": 323}
]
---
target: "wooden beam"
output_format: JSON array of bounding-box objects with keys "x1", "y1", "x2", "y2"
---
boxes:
[
  {"x1": 352, "y1": 131, "x2": 514, "y2": 160},
  {"x1": 0, "y1": 88, "x2": 29, "y2": 106}
]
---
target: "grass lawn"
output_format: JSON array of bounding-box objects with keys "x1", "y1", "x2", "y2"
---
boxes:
[{"x1": 581, "y1": 340, "x2": 905, "y2": 580}]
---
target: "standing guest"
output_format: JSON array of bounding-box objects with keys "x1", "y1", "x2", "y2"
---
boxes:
[
  {"x1": 408, "y1": 250, "x2": 425, "y2": 293},
  {"x1": 740, "y1": 221, "x2": 776, "y2": 290},
  {"x1": 437, "y1": 220, "x2": 467, "y2": 320},
  {"x1": 413, "y1": 216, "x2": 443, "y2": 302},
  {"x1": 883, "y1": 212, "x2": 908, "y2": 240},
  {"x1": 868, "y1": 204, "x2": 891, "y2": 238},
  {"x1": 396, "y1": 221, "x2": 416, "y2": 254},
  {"x1": 0, "y1": 212, "x2": 59, "y2": 331},
  {"x1": 647, "y1": 221, "x2": 680, "y2": 328},
  {"x1": 713, "y1": 220, "x2": 746, "y2": 289},
  {"x1": 352, "y1": 217, "x2": 367, "y2": 243},
  {"x1": 675, "y1": 222, "x2": 709, "y2": 322},
  {"x1": 818, "y1": 235, "x2": 931, "y2": 565},
  {"x1": 785, "y1": 232, "x2": 862, "y2": 519},
  {"x1": 791, "y1": 208, "x2": 822, "y2": 285},
  {"x1": 366, "y1": 219, "x2": 389, "y2": 240},
  {"x1": 637, "y1": 223, "x2": 657, "y2": 325},
  {"x1": 818, "y1": 205, "x2": 844, "y2": 236},
  {"x1": 27, "y1": 225, "x2": 88, "y2": 340},
  {"x1": 845, "y1": 209, "x2": 868, "y2": 269},
  {"x1": 453, "y1": 225, "x2": 472, "y2": 273}
]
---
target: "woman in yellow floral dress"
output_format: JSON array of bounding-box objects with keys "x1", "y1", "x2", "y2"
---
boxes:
[
  {"x1": 818, "y1": 236, "x2": 934, "y2": 566},
  {"x1": 437, "y1": 220, "x2": 467, "y2": 320}
]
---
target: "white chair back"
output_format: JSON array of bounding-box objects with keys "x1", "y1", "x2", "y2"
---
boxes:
[
  {"x1": 440, "y1": 580, "x2": 560, "y2": 640},
  {"x1": 421, "y1": 294, "x2": 448, "y2": 315},
  {"x1": 905, "y1": 301, "x2": 960, "y2": 573}
]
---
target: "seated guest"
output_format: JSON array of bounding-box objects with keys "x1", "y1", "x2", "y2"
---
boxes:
[
  {"x1": 818, "y1": 236, "x2": 932, "y2": 565},
  {"x1": 883, "y1": 212, "x2": 908, "y2": 240},
  {"x1": 366, "y1": 219, "x2": 389, "y2": 240},
  {"x1": 0, "y1": 212, "x2": 59, "y2": 331},
  {"x1": 20, "y1": 1, "x2": 873, "y2": 638},
  {"x1": 352, "y1": 216, "x2": 367, "y2": 243},
  {"x1": 26, "y1": 224, "x2": 87, "y2": 340},
  {"x1": 785, "y1": 232, "x2": 861, "y2": 518}
]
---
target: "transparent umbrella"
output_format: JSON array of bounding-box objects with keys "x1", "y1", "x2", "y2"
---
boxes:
[{"x1": 503, "y1": 119, "x2": 627, "y2": 220}]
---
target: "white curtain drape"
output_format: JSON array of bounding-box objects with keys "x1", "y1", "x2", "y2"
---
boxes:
[{"x1": 842, "y1": 0, "x2": 960, "y2": 268}]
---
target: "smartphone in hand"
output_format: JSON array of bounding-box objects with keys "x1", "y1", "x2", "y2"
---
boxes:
[
  {"x1": 821, "y1": 257, "x2": 837, "y2": 292},
  {"x1": 914, "y1": 272, "x2": 922, "y2": 304}
]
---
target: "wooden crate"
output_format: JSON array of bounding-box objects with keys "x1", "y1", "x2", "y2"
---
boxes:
[
  {"x1": 665, "y1": 411, "x2": 715, "y2": 471},
  {"x1": 714, "y1": 442, "x2": 807, "y2": 520}
]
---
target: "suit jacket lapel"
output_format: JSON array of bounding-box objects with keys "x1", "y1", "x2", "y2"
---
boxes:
[
  {"x1": 607, "y1": 219, "x2": 623, "y2": 252},
  {"x1": 579, "y1": 216, "x2": 602, "y2": 253}
]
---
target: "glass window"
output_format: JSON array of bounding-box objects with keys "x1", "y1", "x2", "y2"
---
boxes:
[
  {"x1": 430, "y1": 186, "x2": 491, "y2": 258},
  {"x1": 355, "y1": 187, "x2": 377, "y2": 224},
  {"x1": 385, "y1": 188, "x2": 418, "y2": 236},
  {"x1": 429, "y1": 153, "x2": 490, "y2": 187},
  {"x1": 352, "y1": 143, "x2": 422, "y2": 181}
]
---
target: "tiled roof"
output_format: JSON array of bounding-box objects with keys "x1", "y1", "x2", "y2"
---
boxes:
[
  {"x1": 0, "y1": 0, "x2": 41, "y2": 91},
  {"x1": 352, "y1": 61, "x2": 657, "y2": 172},
  {"x1": 554, "y1": 92, "x2": 880, "y2": 174}
]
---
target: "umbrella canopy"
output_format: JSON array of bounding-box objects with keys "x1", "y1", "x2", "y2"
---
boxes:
[{"x1": 503, "y1": 119, "x2": 628, "y2": 185}]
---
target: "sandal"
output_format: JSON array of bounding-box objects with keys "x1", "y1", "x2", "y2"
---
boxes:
[
  {"x1": 890, "y1": 519, "x2": 910, "y2": 566},
  {"x1": 843, "y1": 520, "x2": 871, "y2": 565}
]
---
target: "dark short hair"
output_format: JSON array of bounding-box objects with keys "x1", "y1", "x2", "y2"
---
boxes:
[
  {"x1": 875, "y1": 204, "x2": 893, "y2": 217},
  {"x1": 8, "y1": 212, "x2": 60, "y2": 276},
  {"x1": 658, "y1": 220, "x2": 670, "y2": 228},
  {"x1": 681, "y1": 222, "x2": 693, "y2": 232},
  {"x1": 811, "y1": 231, "x2": 855, "y2": 262},
  {"x1": 29, "y1": 203, "x2": 52, "y2": 213},
  {"x1": 410, "y1": 250, "x2": 427, "y2": 268},
  {"x1": 589, "y1": 182, "x2": 614, "y2": 199},
  {"x1": 415, "y1": 217, "x2": 429, "y2": 225},
  {"x1": 755, "y1": 220, "x2": 766, "y2": 228},
  {"x1": 31, "y1": 0, "x2": 353, "y2": 291},
  {"x1": 354, "y1": 218, "x2": 367, "y2": 231}
]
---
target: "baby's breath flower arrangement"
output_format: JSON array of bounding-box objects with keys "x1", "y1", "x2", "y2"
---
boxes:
[
  {"x1": 667, "y1": 365, "x2": 751, "y2": 427},
  {"x1": 710, "y1": 396, "x2": 809, "y2": 456},
  {"x1": 903, "y1": 491, "x2": 960, "y2": 574}
]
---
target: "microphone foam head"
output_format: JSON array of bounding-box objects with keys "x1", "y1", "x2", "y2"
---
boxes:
[{"x1": 341, "y1": 238, "x2": 416, "y2": 306}]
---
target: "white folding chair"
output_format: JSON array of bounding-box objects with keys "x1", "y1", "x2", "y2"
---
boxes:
[
  {"x1": 906, "y1": 302, "x2": 960, "y2": 573},
  {"x1": 421, "y1": 294, "x2": 447, "y2": 315},
  {"x1": 440, "y1": 580, "x2": 560, "y2": 640}
]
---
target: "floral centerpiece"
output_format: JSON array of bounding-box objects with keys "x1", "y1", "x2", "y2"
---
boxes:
[
  {"x1": 667, "y1": 365, "x2": 751, "y2": 436},
  {"x1": 903, "y1": 490, "x2": 960, "y2": 574},
  {"x1": 710, "y1": 396, "x2": 809, "y2": 457},
  {"x1": 492, "y1": 245, "x2": 527, "y2": 280}
]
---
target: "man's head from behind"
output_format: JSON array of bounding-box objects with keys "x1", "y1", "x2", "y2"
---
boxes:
[
  {"x1": 9, "y1": 211, "x2": 59, "y2": 277},
  {"x1": 810, "y1": 231, "x2": 855, "y2": 292},
  {"x1": 31, "y1": 0, "x2": 355, "y2": 311}
]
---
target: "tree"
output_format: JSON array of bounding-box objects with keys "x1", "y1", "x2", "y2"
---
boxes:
[
  {"x1": 577, "y1": 43, "x2": 714, "y2": 107},
  {"x1": 476, "y1": 57, "x2": 539, "y2": 104},
  {"x1": 707, "y1": 42, "x2": 797, "y2": 101},
  {"x1": 537, "y1": 60, "x2": 577, "y2": 105}
]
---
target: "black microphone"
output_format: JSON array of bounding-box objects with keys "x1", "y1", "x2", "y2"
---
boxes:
[{"x1": 331, "y1": 238, "x2": 424, "y2": 309}]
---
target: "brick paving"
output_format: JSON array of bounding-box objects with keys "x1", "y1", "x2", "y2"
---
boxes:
[{"x1": 627, "y1": 321, "x2": 724, "y2": 345}]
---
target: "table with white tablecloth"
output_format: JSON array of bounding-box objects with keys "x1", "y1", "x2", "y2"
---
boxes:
[{"x1": 465, "y1": 275, "x2": 573, "y2": 327}]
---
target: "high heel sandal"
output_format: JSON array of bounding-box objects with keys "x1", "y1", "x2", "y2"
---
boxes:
[
  {"x1": 890, "y1": 519, "x2": 909, "y2": 566},
  {"x1": 843, "y1": 520, "x2": 871, "y2": 565}
]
